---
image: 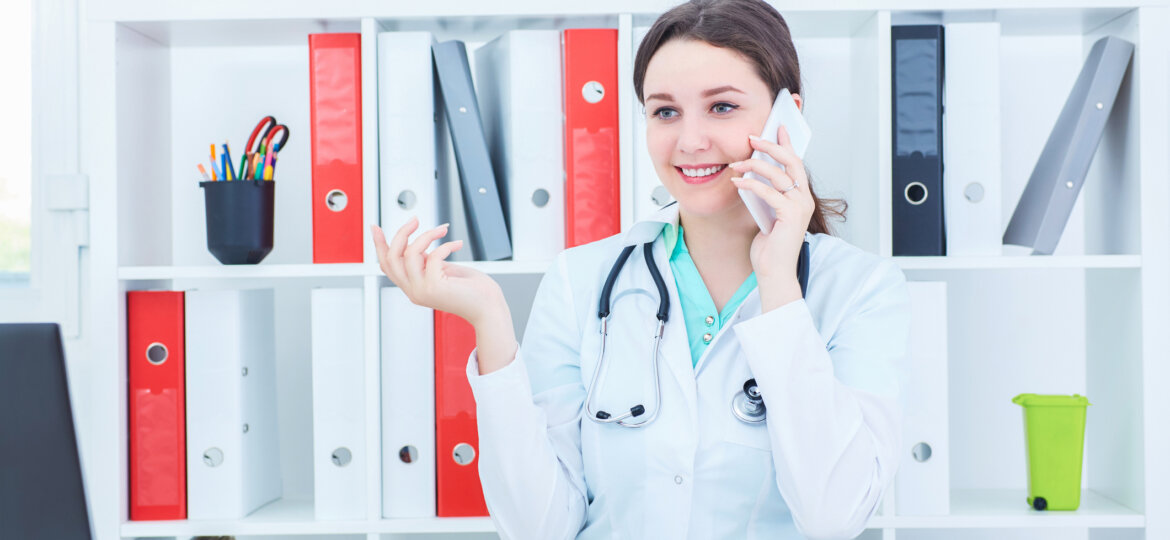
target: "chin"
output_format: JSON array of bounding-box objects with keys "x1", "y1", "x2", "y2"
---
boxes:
[{"x1": 673, "y1": 189, "x2": 749, "y2": 219}]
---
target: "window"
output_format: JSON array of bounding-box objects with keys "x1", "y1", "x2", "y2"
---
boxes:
[{"x1": 0, "y1": 0, "x2": 33, "y2": 287}]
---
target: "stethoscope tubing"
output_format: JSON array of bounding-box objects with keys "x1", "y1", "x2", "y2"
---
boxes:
[{"x1": 585, "y1": 231, "x2": 810, "y2": 428}]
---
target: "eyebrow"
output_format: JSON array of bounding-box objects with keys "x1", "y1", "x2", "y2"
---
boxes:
[{"x1": 644, "y1": 85, "x2": 746, "y2": 103}]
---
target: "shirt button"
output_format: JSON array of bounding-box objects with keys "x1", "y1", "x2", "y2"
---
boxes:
[
  {"x1": 702, "y1": 333, "x2": 712, "y2": 344},
  {"x1": 675, "y1": 475, "x2": 684, "y2": 485},
  {"x1": 704, "y1": 315, "x2": 715, "y2": 326}
]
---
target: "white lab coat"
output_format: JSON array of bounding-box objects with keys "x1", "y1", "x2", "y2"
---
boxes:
[{"x1": 465, "y1": 203, "x2": 910, "y2": 540}]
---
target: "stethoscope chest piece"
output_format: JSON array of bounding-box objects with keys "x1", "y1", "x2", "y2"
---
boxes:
[{"x1": 731, "y1": 378, "x2": 767, "y2": 423}]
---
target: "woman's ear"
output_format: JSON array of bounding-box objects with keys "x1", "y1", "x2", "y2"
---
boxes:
[{"x1": 791, "y1": 93, "x2": 803, "y2": 112}]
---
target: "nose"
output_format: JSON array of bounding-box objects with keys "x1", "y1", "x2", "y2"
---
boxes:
[{"x1": 676, "y1": 117, "x2": 710, "y2": 154}]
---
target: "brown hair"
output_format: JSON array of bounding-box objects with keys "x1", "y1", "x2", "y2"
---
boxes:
[{"x1": 633, "y1": 0, "x2": 847, "y2": 235}]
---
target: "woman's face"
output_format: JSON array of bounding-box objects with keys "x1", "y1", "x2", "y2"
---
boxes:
[{"x1": 642, "y1": 39, "x2": 801, "y2": 220}]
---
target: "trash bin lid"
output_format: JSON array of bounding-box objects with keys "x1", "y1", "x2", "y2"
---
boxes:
[{"x1": 1012, "y1": 393, "x2": 1091, "y2": 407}]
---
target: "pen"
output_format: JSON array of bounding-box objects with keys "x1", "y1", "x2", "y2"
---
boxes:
[
  {"x1": 223, "y1": 143, "x2": 236, "y2": 181},
  {"x1": 263, "y1": 151, "x2": 273, "y2": 180},
  {"x1": 197, "y1": 163, "x2": 210, "y2": 181}
]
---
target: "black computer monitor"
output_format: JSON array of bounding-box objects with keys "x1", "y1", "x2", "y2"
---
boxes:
[{"x1": 0, "y1": 323, "x2": 94, "y2": 539}]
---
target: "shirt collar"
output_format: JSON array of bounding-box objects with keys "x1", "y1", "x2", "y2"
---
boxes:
[{"x1": 621, "y1": 202, "x2": 680, "y2": 247}]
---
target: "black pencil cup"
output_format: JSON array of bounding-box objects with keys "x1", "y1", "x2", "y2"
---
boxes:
[{"x1": 199, "y1": 180, "x2": 275, "y2": 264}]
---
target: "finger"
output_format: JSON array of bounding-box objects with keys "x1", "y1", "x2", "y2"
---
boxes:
[
  {"x1": 778, "y1": 124, "x2": 792, "y2": 150},
  {"x1": 385, "y1": 217, "x2": 420, "y2": 285},
  {"x1": 404, "y1": 223, "x2": 450, "y2": 285},
  {"x1": 371, "y1": 224, "x2": 390, "y2": 264},
  {"x1": 732, "y1": 175, "x2": 790, "y2": 212},
  {"x1": 371, "y1": 225, "x2": 397, "y2": 284},
  {"x1": 728, "y1": 158, "x2": 798, "y2": 194},
  {"x1": 424, "y1": 240, "x2": 464, "y2": 281},
  {"x1": 747, "y1": 134, "x2": 806, "y2": 184}
]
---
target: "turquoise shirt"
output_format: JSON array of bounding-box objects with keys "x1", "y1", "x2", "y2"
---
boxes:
[{"x1": 662, "y1": 223, "x2": 758, "y2": 367}]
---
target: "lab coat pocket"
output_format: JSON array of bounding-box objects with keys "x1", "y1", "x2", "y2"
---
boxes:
[{"x1": 721, "y1": 412, "x2": 772, "y2": 452}]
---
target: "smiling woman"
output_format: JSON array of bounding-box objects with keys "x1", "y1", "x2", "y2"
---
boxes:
[
  {"x1": 0, "y1": 0, "x2": 32, "y2": 285},
  {"x1": 634, "y1": 1, "x2": 846, "y2": 238}
]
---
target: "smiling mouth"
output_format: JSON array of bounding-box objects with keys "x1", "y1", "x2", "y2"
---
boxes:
[{"x1": 676, "y1": 164, "x2": 728, "y2": 184}]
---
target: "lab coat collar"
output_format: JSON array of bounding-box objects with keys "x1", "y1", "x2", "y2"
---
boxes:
[{"x1": 621, "y1": 203, "x2": 680, "y2": 247}]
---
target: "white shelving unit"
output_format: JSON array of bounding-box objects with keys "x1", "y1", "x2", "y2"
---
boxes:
[{"x1": 80, "y1": 1, "x2": 1169, "y2": 539}]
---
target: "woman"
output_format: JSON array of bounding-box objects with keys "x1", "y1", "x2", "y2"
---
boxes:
[{"x1": 371, "y1": 0, "x2": 910, "y2": 538}]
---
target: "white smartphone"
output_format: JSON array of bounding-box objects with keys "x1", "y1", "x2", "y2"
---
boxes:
[{"x1": 738, "y1": 88, "x2": 812, "y2": 233}]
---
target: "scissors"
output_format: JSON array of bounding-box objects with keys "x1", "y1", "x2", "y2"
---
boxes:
[{"x1": 242, "y1": 115, "x2": 291, "y2": 180}]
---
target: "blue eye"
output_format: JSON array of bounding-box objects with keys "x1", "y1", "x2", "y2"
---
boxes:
[
  {"x1": 712, "y1": 102, "x2": 739, "y2": 114},
  {"x1": 651, "y1": 107, "x2": 678, "y2": 120}
]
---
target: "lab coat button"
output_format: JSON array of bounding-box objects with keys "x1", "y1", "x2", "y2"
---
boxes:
[
  {"x1": 704, "y1": 316, "x2": 714, "y2": 326},
  {"x1": 702, "y1": 333, "x2": 712, "y2": 344},
  {"x1": 675, "y1": 475, "x2": 684, "y2": 485}
]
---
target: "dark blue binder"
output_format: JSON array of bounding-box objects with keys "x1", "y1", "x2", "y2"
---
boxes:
[{"x1": 892, "y1": 25, "x2": 946, "y2": 256}]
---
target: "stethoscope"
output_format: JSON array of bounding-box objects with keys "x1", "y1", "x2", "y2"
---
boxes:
[{"x1": 584, "y1": 226, "x2": 810, "y2": 428}]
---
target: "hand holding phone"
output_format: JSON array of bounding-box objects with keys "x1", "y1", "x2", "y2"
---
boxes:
[{"x1": 737, "y1": 88, "x2": 812, "y2": 233}]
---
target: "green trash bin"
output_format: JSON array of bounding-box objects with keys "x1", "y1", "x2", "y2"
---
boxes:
[{"x1": 1012, "y1": 393, "x2": 1091, "y2": 511}]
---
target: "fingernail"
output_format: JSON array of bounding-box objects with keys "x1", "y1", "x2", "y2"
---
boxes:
[
  {"x1": 439, "y1": 222, "x2": 450, "y2": 228},
  {"x1": 729, "y1": 161, "x2": 742, "y2": 168},
  {"x1": 748, "y1": 134, "x2": 761, "y2": 141}
]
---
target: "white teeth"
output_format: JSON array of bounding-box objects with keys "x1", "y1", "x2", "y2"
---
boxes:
[{"x1": 680, "y1": 165, "x2": 726, "y2": 178}]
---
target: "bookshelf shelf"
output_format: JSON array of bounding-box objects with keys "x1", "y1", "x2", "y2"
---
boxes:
[
  {"x1": 893, "y1": 255, "x2": 1142, "y2": 271},
  {"x1": 116, "y1": 260, "x2": 550, "y2": 280},
  {"x1": 118, "y1": 489, "x2": 1141, "y2": 537}
]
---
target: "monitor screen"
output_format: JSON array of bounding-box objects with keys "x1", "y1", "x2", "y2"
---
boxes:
[{"x1": 0, "y1": 323, "x2": 93, "y2": 540}]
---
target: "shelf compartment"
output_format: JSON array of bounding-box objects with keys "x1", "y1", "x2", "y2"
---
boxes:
[
  {"x1": 120, "y1": 499, "x2": 371, "y2": 537},
  {"x1": 871, "y1": 489, "x2": 1143, "y2": 529}
]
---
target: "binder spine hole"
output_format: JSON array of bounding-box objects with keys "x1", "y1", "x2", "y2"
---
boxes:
[
  {"x1": 398, "y1": 445, "x2": 418, "y2": 464},
  {"x1": 145, "y1": 342, "x2": 169, "y2": 365},
  {"x1": 326, "y1": 189, "x2": 349, "y2": 212},
  {"x1": 963, "y1": 182, "x2": 985, "y2": 203},
  {"x1": 203, "y1": 447, "x2": 224, "y2": 467},
  {"x1": 581, "y1": 81, "x2": 606, "y2": 103},
  {"x1": 397, "y1": 190, "x2": 417, "y2": 210},
  {"x1": 452, "y1": 443, "x2": 476, "y2": 466},
  {"x1": 904, "y1": 182, "x2": 929, "y2": 205},
  {"x1": 332, "y1": 447, "x2": 352, "y2": 467},
  {"x1": 532, "y1": 189, "x2": 550, "y2": 208},
  {"x1": 912, "y1": 442, "x2": 933, "y2": 462}
]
